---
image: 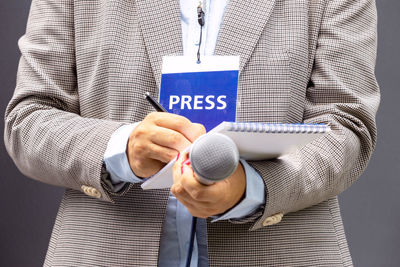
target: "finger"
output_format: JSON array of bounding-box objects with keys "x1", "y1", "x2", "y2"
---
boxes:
[
  {"x1": 171, "y1": 184, "x2": 209, "y2": 217},
  {"x1": 131, "y1": 158, "x2": 165, "y2": 178},
  {"x1": 173, "y1": 181, "x2": 212, "y2": 206},
  {"x1": 191, "y1": 123, "x2": 207, "y2": 141},
  {"x1": 172, "y1": 152, "x2": 189, "y2": 184},
  {"x1": 176, "y1": 163, "x2": 214, "y2": 202},
  {"x1": 150, "y1": 126, "x2": 192, "y2": 151},
  {"x1": 146, "y1": 143, "x2": 179, "y2": 163},
  {"x1": 148, "y1": 113, "x2": 201, "y2": 142},
  {"x1": 172, "y1": 167, "x2": 221, "y2": 218},
  {"x1": 180, "y1": 173, "x2": 226, "y2": 202},
  {"x1": 172, "y1": 152, "x2": 188, "y2": 173},
  {"x1": 171, "y1": 182, "x2": 187, "y2": 198},
  {"x1": 175, "y1": 196, "x2": 217, "y2": 218}
]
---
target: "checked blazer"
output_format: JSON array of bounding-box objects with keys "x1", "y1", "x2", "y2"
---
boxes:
[{"x1": 4, "y1": 0, "x2": 380, "y2": 266}]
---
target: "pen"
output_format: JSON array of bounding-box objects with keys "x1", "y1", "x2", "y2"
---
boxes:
[{"x1": 145, "y1": 92, "x2": 168, "y2": 112}]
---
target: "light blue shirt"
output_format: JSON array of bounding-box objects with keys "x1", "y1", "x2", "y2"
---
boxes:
[{"x1": 104, "y1": 1, "x2": 265, "y2": 266}]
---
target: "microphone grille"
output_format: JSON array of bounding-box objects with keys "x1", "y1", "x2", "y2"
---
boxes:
[{"x1": 190, "y1": 133, "x2": 239, "y2": 182}]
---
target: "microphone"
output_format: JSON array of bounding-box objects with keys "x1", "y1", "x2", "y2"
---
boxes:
[{"x1": 189, "y1": 133, "x2": 239, "y2": 185}]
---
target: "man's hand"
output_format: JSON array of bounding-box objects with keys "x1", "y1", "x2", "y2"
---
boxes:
[
  {"x1": 127, "y1": 112, "x2": 205, "y2": 178},
  {"x1": 171, "y1": 153, "x2": 246, "y2": 218}
]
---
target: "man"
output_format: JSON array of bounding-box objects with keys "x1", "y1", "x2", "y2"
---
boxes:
[{"x1": 4, "y1": 0, "x2": 379, "y2": 266}]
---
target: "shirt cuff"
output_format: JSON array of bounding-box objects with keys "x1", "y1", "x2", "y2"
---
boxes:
[
  {"x1": 212, "y1": 159, "x2": 265, "y2": 222},
  {"x1": 103, "y1": 123, "x2": 143, "y2": 185}
]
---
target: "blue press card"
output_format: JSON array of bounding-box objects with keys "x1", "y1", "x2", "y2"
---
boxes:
[{"x1": 159, "y1": 69, "x2": 238, "y2": 131}]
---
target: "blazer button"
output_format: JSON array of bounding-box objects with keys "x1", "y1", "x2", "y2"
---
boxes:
[
  {"x1": 262, "y1": 212, "x2": 284, "y2": 226},
  {"x1": 81, "y1": 185, "x2": 89, "y2": 194},
  {"x1": 81, "y1": 185, "x2": 102, "y2": 199}
]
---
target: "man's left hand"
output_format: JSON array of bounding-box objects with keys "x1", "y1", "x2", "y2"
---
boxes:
[{"x1": 171, "y1": 152, "x2": 246, "y2": 218}]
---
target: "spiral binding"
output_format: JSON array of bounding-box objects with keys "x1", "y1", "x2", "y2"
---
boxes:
[{"x1": 228, "y1": 122, "x2": 328, "y2": 134}]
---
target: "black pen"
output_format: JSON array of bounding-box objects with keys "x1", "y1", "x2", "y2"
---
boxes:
[{"x1": 145, "y1": 92, "x2": 168, "y2": 112}]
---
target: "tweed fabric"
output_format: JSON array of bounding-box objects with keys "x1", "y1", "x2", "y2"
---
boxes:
[{"x1": 4, "y1": 0, "x2": 379, "y2": 266}]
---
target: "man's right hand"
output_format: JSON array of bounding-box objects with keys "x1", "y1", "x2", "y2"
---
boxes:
[{"x1": 127, "y1": 112, "x2": 206, "y2": 178}]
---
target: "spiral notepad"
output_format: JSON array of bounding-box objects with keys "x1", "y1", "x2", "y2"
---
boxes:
[
  {"x1": 209, "y1": 122, "x2": 330, "y2": 160},
  {"x1": 142, "y1": 121, "x2": 330, "y2": 190},
  {"x1": 226, "y1": 122, "x2": 329, "y2": 134}
]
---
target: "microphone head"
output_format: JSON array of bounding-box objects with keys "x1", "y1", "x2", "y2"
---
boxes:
[{"x1": 189, "y1": 133, "x2": 239, "y2": 185}]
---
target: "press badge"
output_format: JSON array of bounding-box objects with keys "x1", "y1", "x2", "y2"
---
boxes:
[{"x1": 159, "y1": 56, "x2": 239, "y2": 131}]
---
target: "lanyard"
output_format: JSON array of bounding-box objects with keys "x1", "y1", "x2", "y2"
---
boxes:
[{"x1": 196, "y1": 1, "x2": 205, "y2": 63}]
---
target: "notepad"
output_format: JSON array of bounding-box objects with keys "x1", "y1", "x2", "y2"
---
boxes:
[{"x1": 141, "y1": 122, "x2": 330, "y2": 190}]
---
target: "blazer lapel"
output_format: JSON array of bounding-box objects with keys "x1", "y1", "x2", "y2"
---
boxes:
[
  {"x1": 215, "y1": 0, "x2": 276, "y2": 72},
  {"x1": 136, "y1": 0, "x2": 183, "y2": 89}
]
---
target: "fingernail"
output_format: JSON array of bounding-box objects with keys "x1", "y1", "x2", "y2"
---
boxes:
[
  {"x1": 176, "y1": 152, "x2": 180, "y2": 160},
  {"x1": 181, "y1": 163, "x2": 184, "y2": 174},
  {"x1": 183, "y1": 159, "x2": 191, "y2": 166}
]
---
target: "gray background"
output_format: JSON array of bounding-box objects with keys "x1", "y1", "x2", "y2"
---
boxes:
[{"x1": 0, "y1": 1, "x2": 399, "y2": 266}]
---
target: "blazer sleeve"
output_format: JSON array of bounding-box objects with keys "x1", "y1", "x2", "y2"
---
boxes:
[
  {"x1": 247, "y1": 0, "x2": 380, "y2": 230},
  {"x1": 3, "y1": 0, "x2": 129, "y2": 203}
]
